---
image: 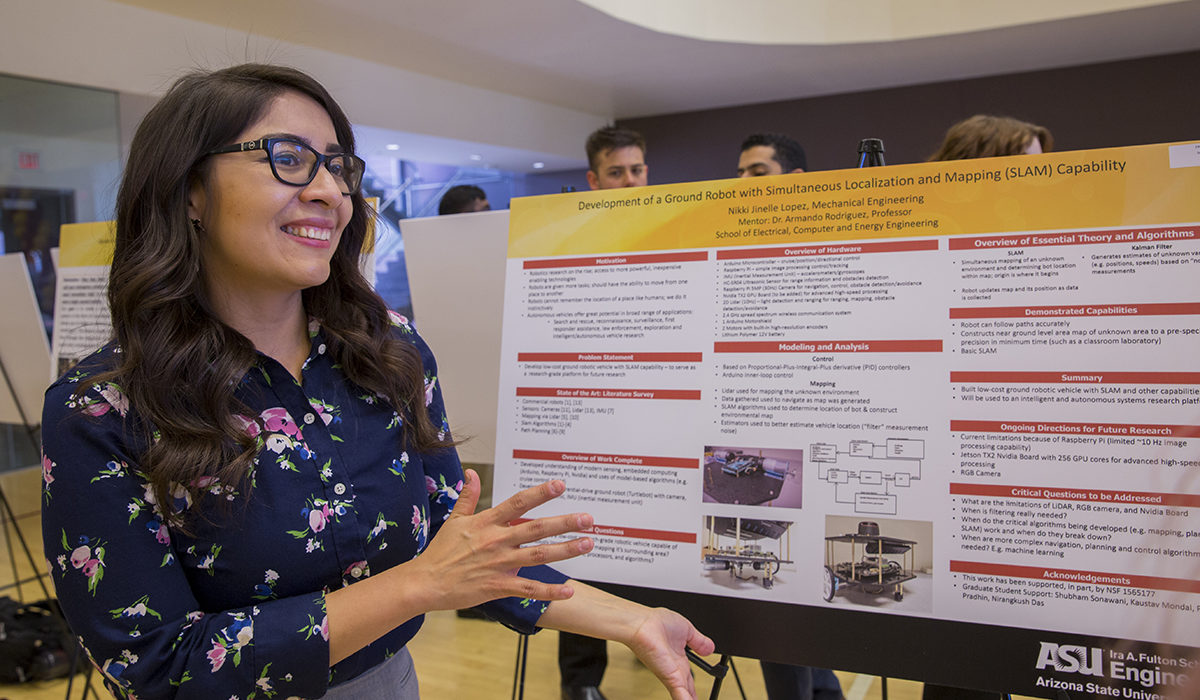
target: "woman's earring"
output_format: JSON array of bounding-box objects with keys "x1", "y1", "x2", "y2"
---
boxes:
[{"x1": 190, "y1": 218, "x2": 205, "y2": 233}]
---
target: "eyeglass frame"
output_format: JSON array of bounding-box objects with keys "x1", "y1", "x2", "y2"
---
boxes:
[{"x1": 206, "y1": 137, "x2": 366, "y2": 195}]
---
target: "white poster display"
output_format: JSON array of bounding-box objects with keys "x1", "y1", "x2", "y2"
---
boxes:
[{"x1": 491, "y1": 141, "x2": 1200, "y2": 697}]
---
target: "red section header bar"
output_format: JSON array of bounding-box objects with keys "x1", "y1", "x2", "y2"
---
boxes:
[
  {"x1": 717, "y1": 239, "x2": 937, "y2": 260},
  {"x1": 513, "y1": 449, "x2": 698, "y2": 469},
  {"x1": 949, "y1": 561, "x2": 1200, "y2": 594},
  {"x1": 511, "y1": 520, "x2": 696, "y2": 544},
  {"x1": 950, "y1": 371, "x2": 1200, "y2": 384},
  {"x1": 948, "y1": 225, "x2": 1200, "y2": 251},
  {"x1": 518, "y1": 352, "x2": 703, "y2": 363},
  {"x1": 586, "y1": 524, "x2": 696, "y2": 544},
  {"x1": 524, "y1": 251, "x2": 707, "y2": 269},
  {"x1": 950, "y1": 302, "x2": 1200, "y2": 319},
  {"x1": 517, "y1": 387, "x2": 701, "y2": 400},
  {"x1": 715, "y1": 339, "x2": 942, "y2": 354},
  {"x1": 950, "y1": 419, "x2": 1200, "y2": 438},
  {"x1": 949, "y1": 483, "x2": 1200, "y2": 508}
]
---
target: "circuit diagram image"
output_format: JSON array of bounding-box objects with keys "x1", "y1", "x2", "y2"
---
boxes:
[{"x1": 810, "y1": 438, "x2": 924, "y2": 515}]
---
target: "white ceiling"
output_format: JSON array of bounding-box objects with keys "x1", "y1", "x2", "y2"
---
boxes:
[
  {"x1": 122, "y1": 0, "x2": 1200, "y2": 119},
  {"x1": 10, "y1": 0, "x2": 1200, "y2": 173}
]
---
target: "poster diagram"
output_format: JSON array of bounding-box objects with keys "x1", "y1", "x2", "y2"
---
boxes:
[{"x1": 811, "y1": 438, "x2": 924, "y2": 514}]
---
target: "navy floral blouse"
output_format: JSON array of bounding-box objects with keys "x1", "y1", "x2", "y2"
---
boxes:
[{"x1": 41, "y1": 312, "x2": 566, "y2": 699}]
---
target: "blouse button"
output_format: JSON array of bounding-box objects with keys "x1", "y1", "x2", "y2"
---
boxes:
[
  {"x1": 350, "y1": 566, "x2": 363, "y2": 578},
  {"x1": 318, "y1": 343, "x2": 327, "y2": 354},
  {"x1": 333, "y1": 483, "x2": 347, "y2": 496},
  {"x1": 303, "y1": 413, "x2": 316, "y2": 425}
]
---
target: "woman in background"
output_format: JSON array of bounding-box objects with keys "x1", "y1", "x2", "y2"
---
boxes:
[
  {"x1": 41, "y1": 63, "x2": 712, "y2": 700},
  {"x1": 922, "y1": 110, "x2": 1054, "y2": 700},
  {"x1": 928, "y1": 114, "x2": 1053, "y2": 161}
]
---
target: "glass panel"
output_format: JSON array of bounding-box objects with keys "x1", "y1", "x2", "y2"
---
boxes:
[{"x1": 0, "y1": 73, "x2": 121, "y2": 472}]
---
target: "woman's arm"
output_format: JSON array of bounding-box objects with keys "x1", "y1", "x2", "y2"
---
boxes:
[
  {"x1": 325, "y1": 466, "x2": 715, "y2": 699},
  {"x1": 538, "y1": 584, "x2": 716, "y2": 700},
  {"x1": 324, "y1": 470, "x2": 591, "y2": 664}
]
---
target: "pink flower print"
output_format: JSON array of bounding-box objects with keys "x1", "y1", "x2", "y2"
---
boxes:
[
  {"x1": 309, "y1": 399, "x2": 335, "y2": 426},
  {"x1": 154, "y1": 523, "x2": 170, "y2": 545},
  {"x1": 318, "y1": 615, "x2": 329, "y2": 641},
  {"x1": 82, "y1": 559, "x2": 101, "y2": 577},
  {"x1": 386, "y1": 309, "x2": 410, "y2": 328},
  {"x1": 192, "y1": 476, "x2": 219, "y2": 494},
  {"x1": 206, "y1": 642, "x2": 227, "y2": 672},
  {"x1": 81, "y1": 400, "x2": 111, "y2": 417},
  {"x1": 97, "y1": 383, "x2": 130, "y2": 416},
  {"x1": 233, "y1": 414, "x2": 261, "y2": 438},
  {"x1": 261, "y1": 408, "x2": 302, "y2": 438},
  {"x1": 425, "y1": 475, "x2": 437, "y2": 494},
  {"x1": 411, "y1": 506, "x2": 422, "y2": 529},
  {"x1": 70, "y1": 545, "x2": 91, "y2": 569},
  {"x1": 41, "y1": 455, "x2": 54, "y2": 486},
  {"x1": 424, "y1": 376, "x2": 437, "y2": 407},
  {"x1": 308, "y1": 508, "x2": 327, "y2": 533}
]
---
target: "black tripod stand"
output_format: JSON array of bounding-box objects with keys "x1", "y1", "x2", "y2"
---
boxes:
[{"x1": 0, "y1": 352, "x2": 98, "y2": 698}]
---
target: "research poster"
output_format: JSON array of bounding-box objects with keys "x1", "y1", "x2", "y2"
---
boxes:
[{"x1": 492, "y1": 141, "x2": 1200, "y2": 698}]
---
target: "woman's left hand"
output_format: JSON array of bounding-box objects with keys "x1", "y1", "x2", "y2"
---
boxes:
[{"x1": 626, "y1": 607, "x2": 716, "y2": 700}]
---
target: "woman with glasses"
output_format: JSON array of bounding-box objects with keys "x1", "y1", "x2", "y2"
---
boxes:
[{"x1": 41, "y1": 64, "x2": 712, "y2": 700}]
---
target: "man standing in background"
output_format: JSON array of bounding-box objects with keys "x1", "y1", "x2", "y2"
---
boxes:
[
  {"x1": 737, "y1": 132, "x2": 845, "y2": 700},
  {"x1": 586, "y1": 126, "x2": 648, "y2": 191},
  {"x1": 438, "y1": 184, "x2": 491, "y2": 215},
  {"x1": 558, "y1": 125, "x2": 650, "y2": 700},
  {"x1": 737, "y1": 133, "x2": 808, "y2": 177}
]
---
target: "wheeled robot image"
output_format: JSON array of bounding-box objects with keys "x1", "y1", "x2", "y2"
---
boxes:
[
  {"x1": 702, "y1": 516, "x2": 792, "y2": 589},
  {"x1": 823, "y1": 521, "x2": 917, "y2": 602}
]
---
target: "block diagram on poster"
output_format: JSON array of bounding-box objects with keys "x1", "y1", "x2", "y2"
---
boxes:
[{"x1": 810, "y1": 439, "x2": 924, "y2": 515}]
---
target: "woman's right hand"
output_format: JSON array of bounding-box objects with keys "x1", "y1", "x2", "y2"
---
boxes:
[{"x1": 403, "y1": 469, "x2": 593, "y2": 612}]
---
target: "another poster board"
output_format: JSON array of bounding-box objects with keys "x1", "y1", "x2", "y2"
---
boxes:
[
  {"x1": 0, "y1": 253, "x2": 53, "y2": 430},
  {"x1": 492, "y1": 141, "x2": 1200, "y2": 698},
  {"x1": 400, "y1": 210, "x2": 509, "y2": 465}
]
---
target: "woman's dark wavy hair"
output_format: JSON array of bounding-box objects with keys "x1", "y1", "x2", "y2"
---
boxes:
[
  {"x1": 928, "y1": 114, "x2": 1053, "y2": 162},
  {"x1": 90, "y1": 63, "x2": 446, "y2": 525}
]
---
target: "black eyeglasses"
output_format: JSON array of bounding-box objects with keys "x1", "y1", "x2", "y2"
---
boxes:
[{"x1": 207, "y1": 137, "x2": 366, "y2": 195}]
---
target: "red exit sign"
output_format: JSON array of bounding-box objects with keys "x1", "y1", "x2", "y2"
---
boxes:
[{"x1": 18, "y1": 151, "x2": 40, "y2": 170}]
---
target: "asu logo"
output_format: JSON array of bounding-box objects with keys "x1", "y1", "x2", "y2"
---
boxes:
[{"x1": 1035, "y1": 642, "x2": 1104, "y2": 676}]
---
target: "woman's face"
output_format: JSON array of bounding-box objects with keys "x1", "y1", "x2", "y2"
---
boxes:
[{"x1": 189, "y1": 90, "x2": 353, "y2": 304}]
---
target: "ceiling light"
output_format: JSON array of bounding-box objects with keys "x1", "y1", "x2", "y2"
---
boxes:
[
  {"x1": 532, "y1": 162, "x2": 545, "y2": 169},
  {"x1": 469, "y1": 154, "x2": 483, "y2": 161},
  {"x1": 385, "y1": 144, "x2": 400, "y2": 151}
]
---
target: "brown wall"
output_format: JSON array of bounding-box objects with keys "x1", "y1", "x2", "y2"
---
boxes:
[{"x1": 616, "y1": 50, "x2": 1200, "y2": 184}]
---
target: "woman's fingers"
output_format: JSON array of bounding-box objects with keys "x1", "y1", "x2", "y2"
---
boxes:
[
  {"x1": 505, "y1": 511, "x2": 593, "y2": 545},
  {"x1": 449, "y1": 468, "x2": 481, "y2": 519},
  {"x1": 686, "y1": 627, "x2": 716, "y2": 657},
  {"x1": 486, "y1": 479, "x2": 567, "y2": 524},
  {"x1": 515, "y1": 535, "x2": 594, "y2": 568}
]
